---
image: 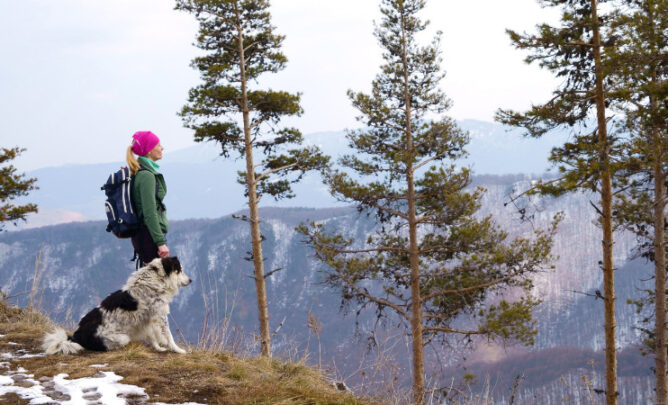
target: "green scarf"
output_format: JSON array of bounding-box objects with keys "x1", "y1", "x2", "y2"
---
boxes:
[{"x1": 138, "y1": 156, "x2": 160, "y2": 171}]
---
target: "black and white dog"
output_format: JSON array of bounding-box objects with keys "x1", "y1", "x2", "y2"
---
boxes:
[{"x1": 43, "y1": 257, "x2": 191, "y2": 355}]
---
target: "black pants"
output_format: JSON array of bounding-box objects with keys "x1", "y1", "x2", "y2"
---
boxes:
[{"x1": 131, "y1": 225, "x2": 161, "y2": 267}]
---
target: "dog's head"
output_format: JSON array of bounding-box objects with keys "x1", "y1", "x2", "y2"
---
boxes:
[{"x1": 148, "y1": 256, "x2": 192, "y2": 287}]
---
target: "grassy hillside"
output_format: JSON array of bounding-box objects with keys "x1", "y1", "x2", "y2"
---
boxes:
[{"x1": 0, "y1": 297, "x2": 376, "y2": 405}]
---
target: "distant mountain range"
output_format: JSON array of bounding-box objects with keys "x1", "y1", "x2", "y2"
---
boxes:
[
  {"x1": 13, "y1": 119, "x2": 570, "y2": 230},
  {"x1": 0, "y1": 173, "x2": 655, "y2": 403}
]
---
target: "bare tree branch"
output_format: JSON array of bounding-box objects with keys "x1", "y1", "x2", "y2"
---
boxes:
[
  {"x1": 423, "y1": 326, "x2": 489, "y2": 335},
  {"x1": 256, "y1": 162, "x2": 298, "y2": 182},
  {"x1": 413, "y1": 151, "x2": 448, "y2": 172},
  {"x1": 421, "y1": 274, "x2": 516, "y2": 302},
  {"x1": 243, "y1": 41, "x2": 258, "y2": 52},
  {"x1": 329, "y1": 246, "x2": 407, "y2": 255},
  {"x1": 338, "y1": 271, "x2": 411, "y2": 320},
  {"x1": 249, "y1": 114, "x2": 270, "y2": 130}
]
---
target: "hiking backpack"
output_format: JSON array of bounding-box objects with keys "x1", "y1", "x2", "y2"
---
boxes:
[{"x1": 102, "y1": 166, "x2": 140, "y2": 238}]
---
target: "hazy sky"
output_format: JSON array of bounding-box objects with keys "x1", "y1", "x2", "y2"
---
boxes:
[{"x1": 0, "y1": 0, "x2": 560, "y2": 171}]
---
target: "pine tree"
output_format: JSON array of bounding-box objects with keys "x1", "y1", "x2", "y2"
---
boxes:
[
  {"x1": 175, "y1": 0, "x2": 328, "y2": 357},
  {"x1": 298, "y1": 1, "x2": 558, "y2": 403},
  {"x1": 0, "y1": 147, "x2": 37, "y2": 231},
  {"x1": 496, "y1": 1, "x2": 622, "y2": 403},
  {"x1": 608, "y1": 0, "x2": 667, "y2": 401}
]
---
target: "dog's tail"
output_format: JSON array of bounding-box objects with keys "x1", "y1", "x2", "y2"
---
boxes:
[{"x1": 42, "y1": 327, "x2": 83, "y2": 355}]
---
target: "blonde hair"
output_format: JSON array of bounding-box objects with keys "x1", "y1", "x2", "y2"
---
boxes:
[{"x1": 126, "y1": 146, "x2": 141, "y2": 175}]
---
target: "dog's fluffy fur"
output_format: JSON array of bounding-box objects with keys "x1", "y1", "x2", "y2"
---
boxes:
[{"x1": 42, "y1": 256, "x2": 191, "y2": 355}]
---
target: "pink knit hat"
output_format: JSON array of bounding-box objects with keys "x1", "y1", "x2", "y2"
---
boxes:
[{"x1": 131, "y1": 131, "x2": 160, "y2": 156}]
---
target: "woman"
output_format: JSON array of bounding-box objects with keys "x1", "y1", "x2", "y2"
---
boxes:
[{"x1": 126, "y1": 130, "x2": 169, "y2": 266}]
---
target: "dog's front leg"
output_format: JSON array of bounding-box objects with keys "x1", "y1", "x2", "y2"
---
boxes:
[
  {"x1": 146, "y1": 320, "x2": 167, "y2": 352},
  {"x1": 159, "y1": 315, "x2": 187, "y2": 354}
]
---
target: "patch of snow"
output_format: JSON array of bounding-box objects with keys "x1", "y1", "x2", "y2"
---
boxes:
[
  {"x1": 53, "y1": 371, "x2": 146, "y2": 405},
  {"x1": 0, "y1": 365, "x2": 207, "y2": 405},
  {"x1": 0, "y1": 348, "x2": 206, "y2": 405},
  {"x1": 266, "y1": 219, "x2": 294, "y2": 285},
  {"x1": 0, "y1": 370, "x2": 49, "y2": 404},
  {"x1": 15, "y1": 353, "x2": 46, "y2": 359},
  {"x1": 89, "y1": 246, "x2": 105, "y2": 267}
]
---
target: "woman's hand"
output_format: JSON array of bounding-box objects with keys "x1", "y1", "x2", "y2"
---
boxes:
[{"x1": 157, "y1": 244, "x2": 170, "y2": 258}]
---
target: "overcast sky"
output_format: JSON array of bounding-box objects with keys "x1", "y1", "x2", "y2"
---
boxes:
[{"x1": 0, "y1": 0, "x2": 560, "y2": 171}]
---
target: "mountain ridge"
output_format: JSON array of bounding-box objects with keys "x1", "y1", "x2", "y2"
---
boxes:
[
  {"x1": 0, "y1": 173, "x2": 653, "y2": 403},
  {"x1": 13, "y1": 119, "x2": 569, "y2": 230}
]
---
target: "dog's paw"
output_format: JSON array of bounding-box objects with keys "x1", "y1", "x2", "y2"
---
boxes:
[
  {"x1": 171, "y1": 346, "x2": 187, "y2": 354},
  {"x1": 151, "y1": 343, "x2": 167, "y2": 352}
]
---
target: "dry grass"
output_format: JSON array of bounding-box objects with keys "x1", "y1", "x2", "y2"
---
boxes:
[
  {"x1": 0, "y1": 295, "x2": 53, "y2": 350},
  {"x1": 0, "y1": 298, "x2": 379, "y2": 405}
]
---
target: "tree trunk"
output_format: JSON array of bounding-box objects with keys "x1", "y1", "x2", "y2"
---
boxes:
[
  {"x1": 407, "y1": 142, "x2": 424, "y2": 405},
  {"x1": 236, "y1": 9, "x2": 271, "y2": 358},
  {"x1": 399, "y1": 10, "x2": 424, "y2": 405},
  {"x1": 600, "y1": 127, "x2": 617, "y2": 405},
  {"x1": 645, "y1": 2, "x2": 667, "y2": 400},
  {"x1": 654, "y1": 159, "x2": 667, "y2": 404},
  {"x1": 591, "y1": 0, "x2": 617, "y2": 403}
]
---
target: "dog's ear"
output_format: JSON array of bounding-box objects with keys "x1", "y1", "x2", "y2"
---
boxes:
[
  {"x1": 161, "y1": 256, "x2": 182, "y2": 276},
  {"x1": 147, "y1": 258, "x2": 161, "y2": 273}
]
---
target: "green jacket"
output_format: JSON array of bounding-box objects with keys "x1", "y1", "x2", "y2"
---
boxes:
[{"x1": 132, "y1": 159, "x2": 168, "y2": 246}]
